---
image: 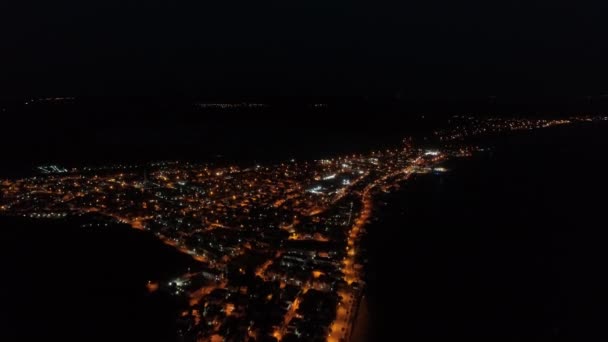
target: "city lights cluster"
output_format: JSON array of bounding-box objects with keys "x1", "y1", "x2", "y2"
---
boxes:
[{"x1": 1, "y1": 115, "x2": 599, "y2": 342}]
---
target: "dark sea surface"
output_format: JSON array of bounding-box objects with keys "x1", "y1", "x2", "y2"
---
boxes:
[
  {"x1": 0, "y1": 100, "x2": 426, "y2": 178},
  {"x1": 363, "y1": 122, "x2": 608, "y2": 341},
  {"x1": 0, "y1": 217, "x2": 198, "y2": 342}
]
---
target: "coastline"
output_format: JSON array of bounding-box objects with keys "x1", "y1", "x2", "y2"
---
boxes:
[
  {"x1": 350, "y1": 295, "x2": 370, "y2": 342},
  {"x1": 359, "y1": 122, "x2": 608, "y2": 341},
  {"x1": 3, "y1": 120, "x2": 607, "y2": 342}
]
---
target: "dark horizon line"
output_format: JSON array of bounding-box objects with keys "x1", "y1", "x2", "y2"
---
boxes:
[{"x1": 3, "y1": 91, "x2": 608, "y2": 103}]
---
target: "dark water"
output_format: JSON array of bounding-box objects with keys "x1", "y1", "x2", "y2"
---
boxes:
[
  {"x1": 364, "y1": 122, "x2": 608, "y2": 341},
  {"x1": 0, "y1": 217, "x2": 197, "y2": 342},
  {"x1": 0, "y1": 100, "x2": 428, "y2": 178}
]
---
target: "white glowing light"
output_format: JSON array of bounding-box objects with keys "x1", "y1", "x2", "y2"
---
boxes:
[{"x1": 307, "y1": 186, "x2": 324, "y2": 194}]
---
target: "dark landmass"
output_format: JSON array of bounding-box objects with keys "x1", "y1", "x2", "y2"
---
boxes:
[{"x1": 0, "y1": 216, "x2": 198, "y2": 342}]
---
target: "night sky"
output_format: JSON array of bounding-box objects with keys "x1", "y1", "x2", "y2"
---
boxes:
[
  {"x1": 3, "y1": 1, "x2": 608, "y2": 167},
  {"x1": 2, "y1": 1, "x2": 608, "y2": 98}
]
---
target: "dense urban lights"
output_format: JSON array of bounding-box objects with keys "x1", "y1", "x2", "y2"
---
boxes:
[{"x1": 1, "y1": 115, "x2": 604, "y2": 342}]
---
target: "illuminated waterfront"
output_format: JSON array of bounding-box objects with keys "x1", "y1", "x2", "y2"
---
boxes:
[{"x1": 1, "y1": 116, "x2": 604, "y2": 341}]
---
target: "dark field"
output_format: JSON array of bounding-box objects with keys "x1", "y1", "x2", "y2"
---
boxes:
[{"x1": 0, "y1": 217, "x2": 198, "y2": 342}]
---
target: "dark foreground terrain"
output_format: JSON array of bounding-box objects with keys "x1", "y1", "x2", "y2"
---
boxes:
[{"x1": 0, "y1": 217, "x2": 198, "y2": 342}]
